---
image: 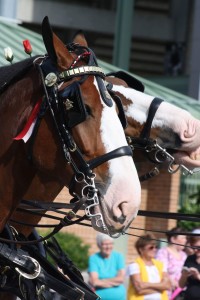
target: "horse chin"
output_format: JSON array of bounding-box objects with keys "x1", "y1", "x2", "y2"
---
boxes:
[
  {"x1": 90, "y1": 198, "x2": 136, "y2": 236},
  {"x1": 173, "y1": 151, "x2": 200, "y2": 168}
]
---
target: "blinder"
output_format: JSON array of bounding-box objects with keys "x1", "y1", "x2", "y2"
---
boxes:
[
  {"x1": 58, "y1": 81, "x2": 87, "y2": 128},
  {"x1": 106, "y1": 71, "x2": 145, "y2": 93},
  {"x1": 106, "y1": 82, "x2": 127, "y2": 129},
  {"x1": 96, "y1": 76, "x2": 113, "y2": 107}
]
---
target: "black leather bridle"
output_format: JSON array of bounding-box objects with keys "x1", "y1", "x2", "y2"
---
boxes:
[
  {"x1": 26, "y1": 44, "x2": 133, "y2": 237},
  {"x1": 0, "y1": 45, "x2": 134, "y2": 299}
]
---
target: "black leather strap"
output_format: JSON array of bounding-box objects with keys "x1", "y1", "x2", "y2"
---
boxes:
[
  {"x1": 45, "y1": 237, "x2": 98, "y2": 300},
  {"x1": 140, "y1": 97, "x2": 164, "y2": 139},
  {"x1": 25, "y1": 244, "x2": 98, "y2": 300},
  {"x1": 88, "y1": 145, "x2": 132, "y2": 169},
  {"x1": 106, "y1": 71, "x2": 145, "y2": 92},
  {"x1": 0, "y1": 242, "x2": 35, "y2": 273}
]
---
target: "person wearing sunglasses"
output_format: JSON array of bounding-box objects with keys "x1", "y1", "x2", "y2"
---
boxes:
[
  {"x1": 179, "y1": 234, "x2": 200, "y2": 300},
  {"x1": 127, "y1": 233, "x2": 171, "y2": 300}
]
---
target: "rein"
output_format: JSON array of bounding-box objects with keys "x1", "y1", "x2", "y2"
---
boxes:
[{"x1": 9, "y1": 199, "x2": 200, "y2": 250}]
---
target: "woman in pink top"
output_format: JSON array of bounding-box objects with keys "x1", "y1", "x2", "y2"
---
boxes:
[{"x1": 156, "y1": 227, "x2": 187, "y2": 299}]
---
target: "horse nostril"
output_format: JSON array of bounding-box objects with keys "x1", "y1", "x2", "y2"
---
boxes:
[
  {"x1": 117, "y1": 215, "x2": 126, "y2": 224},
  {"x1": 113, "y1": 203, "x2": 127, "y2": 223}
]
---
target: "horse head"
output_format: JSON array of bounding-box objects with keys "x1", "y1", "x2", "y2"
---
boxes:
[
  {"x1": 0, "y1": 17, "x2": 141, "y2": 236},
  {"x1": 106, "y1": 75, "x2": 200, "y2": 175},
  {"x1": 40, "y1": 18, "x2": 142, "y2": 236}
]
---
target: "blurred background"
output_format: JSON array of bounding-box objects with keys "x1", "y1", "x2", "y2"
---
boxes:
[{"x1": 1, "y1": 0, "x2": 200, "y2": 98}]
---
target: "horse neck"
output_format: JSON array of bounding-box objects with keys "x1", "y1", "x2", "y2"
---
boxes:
[
  {"x1": 1, "y1": 66, "x2": 42, "y2": 136},
  {"x1": 10, "y1": 171, "x2": 64, "y2": 237}
]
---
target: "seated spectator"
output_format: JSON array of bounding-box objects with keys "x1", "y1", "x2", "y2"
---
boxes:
[
  {"x1": 88, "y1": 233, "x2": 126, "y2": 300},
  {"x1": 156, "y1": 227, "x2": 187, "y2": 298},
  {"x1": 179, "y1": 234, "x2": 200, "y2": 300},
  {"x1": 127, "y1": 233, "x2": 170, "y2": 300}
]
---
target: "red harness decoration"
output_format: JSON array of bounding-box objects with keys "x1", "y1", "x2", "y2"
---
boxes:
[{"x1": 14, "y1": 98, "x2": 43, "y2": 143}]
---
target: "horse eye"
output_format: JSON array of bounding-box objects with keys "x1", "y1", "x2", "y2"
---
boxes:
[{"x1": 85, "y1": 105, "x2": 91, "y2": 115}]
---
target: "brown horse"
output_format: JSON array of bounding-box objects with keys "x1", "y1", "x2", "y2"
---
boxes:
[
  {"x1": 0, "y1": 17, "x2": 141, "y2": 238},
  {"x1": 7, "y1": 67, "x2": 200, "y2": 299},
  {"x1": 11, "y1": 74, "x2": 200, "y2": 240},
  {"x1": 0, "y1": 18, "x2": 142, "y2": 299}
]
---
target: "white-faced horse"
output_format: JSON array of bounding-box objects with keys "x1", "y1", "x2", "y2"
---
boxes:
[{"x1": 106, "y1": 74, "x2": 200, "y2": 174}]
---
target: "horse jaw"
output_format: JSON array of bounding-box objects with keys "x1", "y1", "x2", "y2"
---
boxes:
[
  {"x1": 90, "y1": 80, "x2": 141, "y2": 235},
  {"x1": 111, "y1": 84, "x2": 200, "y2": 170}
]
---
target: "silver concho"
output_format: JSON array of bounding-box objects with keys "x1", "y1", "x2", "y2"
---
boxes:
[
  {"x1": 64, "y1": 99, "x2": 74, "y2": 110},
  {"x1": 45, "y1": 72, "x2": 57, "y2": 87}
]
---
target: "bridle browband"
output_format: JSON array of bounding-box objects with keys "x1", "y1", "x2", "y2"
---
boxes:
[{"x1": 25, "y1": 43, "x2": 133, "y2": 238}]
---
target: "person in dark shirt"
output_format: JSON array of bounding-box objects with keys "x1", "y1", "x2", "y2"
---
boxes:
[{"x1": 179, "y1": 234, "x2": 200, "y2": 300}]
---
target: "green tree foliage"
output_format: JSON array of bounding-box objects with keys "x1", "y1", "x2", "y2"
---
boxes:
[
  {"x1": 178, "y1": 185, "x2": 200, "y2": 230},
  {"x1": 41, "y1": 231, "x2": 90, "y2": 270}
]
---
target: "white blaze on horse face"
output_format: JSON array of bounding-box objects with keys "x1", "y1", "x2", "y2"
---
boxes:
[
  {"x1": 93, "y1": 79, "x2": 141, "y2": 233},
  {"x1": 112, "y1": 84, "x2": 158, "y2": 126},
  {"x1": 112, "y1": 84, "x2": 200, "y2": 168}
]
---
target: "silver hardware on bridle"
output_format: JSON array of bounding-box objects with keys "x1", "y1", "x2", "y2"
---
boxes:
[
  {"x1": 15, "y1": 256, "x2": 41, "y2": 279},
  {"x1": 146, "y1": 140, "x2": 194, "y2": 176},
  {"x1": 73, "y1": 174, "x2": 108, "y2": 234}
]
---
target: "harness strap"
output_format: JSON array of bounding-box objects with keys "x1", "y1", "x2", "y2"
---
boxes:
[
  {"x1": 45, "y1": 237, "x2": 98, "y2": 300},
  {"x1": 0, "y1": 242, "x2": 35, "y2": 274},
  {"x1": 106, "y1": 71, "x2": 145, "y2": 92},
  {"x1": 37, "y1": 269, "x2": 85, "y2": 300},
  {"x1": 23, "y1": 243, "x2": 96, "y2": 300},
  {"x1": 140, "y1": 97, "x2": 164, "y2": 139},
  {"x1": 108, "y1": 88, "x2": 127, "y2": 128},
  {"x1": 89, "y1": 145, "x2": 132, "y2": 169},
  {"x1": 139, "y1": 167, "x2": 159, "y2": 182},
  {"x1": 60, "y1": 66, "x2": 105, "y2": 80},
  {"x1": 138, "y1": 210, "x2": 200, "y2": 221}
]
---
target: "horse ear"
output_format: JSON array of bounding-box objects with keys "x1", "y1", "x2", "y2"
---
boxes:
[
  {"x1": 73, "y1": 30, "x2": 88, "y2": 47},
  {"x1": 42, "y1": 16, "x2": 72, "y2": 69},
  {"x1": 42, "y1": 16, "x2": 57, "y2": 64}
]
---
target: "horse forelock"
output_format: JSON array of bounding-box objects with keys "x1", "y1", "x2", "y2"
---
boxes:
[{"x1": 0, "y1": 56, "x2": 40, "y2": 95}]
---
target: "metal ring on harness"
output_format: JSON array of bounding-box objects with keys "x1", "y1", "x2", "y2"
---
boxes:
[{"x1": 15, "y1": 255, "x2": 41, "y2": 279}]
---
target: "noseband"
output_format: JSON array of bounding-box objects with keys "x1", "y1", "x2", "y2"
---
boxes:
[
  {"x1": 126, "y1": 97, "x2": 194, "y2": 179},
  {"x1": 28, "y1": 44, "x2": 132, "y2": 236}
]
